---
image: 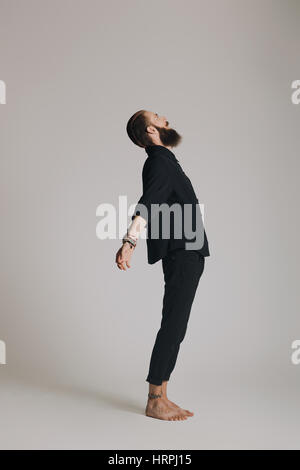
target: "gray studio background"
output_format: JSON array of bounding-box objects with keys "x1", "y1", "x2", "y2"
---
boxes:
[{"x1": 0, "y1": 0, "x2": 299, "y2": 449}]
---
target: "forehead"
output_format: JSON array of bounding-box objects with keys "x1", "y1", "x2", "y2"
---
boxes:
[{"x1": 145, "y1": 111, "x2": 156, "y2": 120}]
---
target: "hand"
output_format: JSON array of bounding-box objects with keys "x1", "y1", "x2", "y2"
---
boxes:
[{"x1": 115, "y1": 242, "x2": 135, "y2": 271}]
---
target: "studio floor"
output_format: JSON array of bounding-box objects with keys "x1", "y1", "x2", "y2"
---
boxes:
[{"x1": 0, "y1": 371, "x2": 299, "y2": 450}]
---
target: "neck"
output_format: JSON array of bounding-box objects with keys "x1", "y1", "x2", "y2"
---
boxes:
[{"x1": 152, "y1": 141, "x2": 173, "y2": 151}]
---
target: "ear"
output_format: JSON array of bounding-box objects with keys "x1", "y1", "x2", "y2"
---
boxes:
[{"x1": 146, "y1": 125, "x2": 157, "y2": 135}]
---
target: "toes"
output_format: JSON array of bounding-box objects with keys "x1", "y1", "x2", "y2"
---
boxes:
[{"x1": 168, "y1": 412, "x2": 189, "y2": 421}]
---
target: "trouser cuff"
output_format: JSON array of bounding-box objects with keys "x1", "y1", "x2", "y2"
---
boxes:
[{"x1": 146, "y1": 377, "x2": 163, "y2": 386}]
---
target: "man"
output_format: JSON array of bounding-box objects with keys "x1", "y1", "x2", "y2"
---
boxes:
[{"x1": 115, "y1": 110, "x2": 210, "y2": 421}]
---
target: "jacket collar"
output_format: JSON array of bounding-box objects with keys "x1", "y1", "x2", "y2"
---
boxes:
[{"x1": 145, "y1": 144, "x2": 180, "y2": 164}]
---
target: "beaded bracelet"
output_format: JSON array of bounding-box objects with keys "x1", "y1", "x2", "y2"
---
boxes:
[{"x1": 122, "y1": 237, "x2": 136, "y2": 248}]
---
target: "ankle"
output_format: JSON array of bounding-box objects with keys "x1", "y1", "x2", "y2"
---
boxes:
[{"x1": 148, "y1": 391, "x2": 163, "y2": 400}]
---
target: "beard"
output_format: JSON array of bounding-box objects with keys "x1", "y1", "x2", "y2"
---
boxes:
[{"x1": 153, "y1": 125, "x2": 182, "y2": 148}]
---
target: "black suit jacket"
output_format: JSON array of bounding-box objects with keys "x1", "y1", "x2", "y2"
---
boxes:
[{"x1": 132, "y1": 144, "x2": 210, "y2": 264}]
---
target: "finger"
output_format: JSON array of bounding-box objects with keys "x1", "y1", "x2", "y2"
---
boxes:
[
  {"x1": 116, "y1": 259, "x2": 124, "y2": 269},
  {"x1": 126, "y1": 260, "x2": 131, "y2": 268},
  {"x1": 119, "y1": 260, "x2": 126, "y2": 270}
]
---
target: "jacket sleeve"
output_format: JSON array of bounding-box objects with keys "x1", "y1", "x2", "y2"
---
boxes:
[{"x1": 131, "y1": 157, "x2": 172, "y2": 226}]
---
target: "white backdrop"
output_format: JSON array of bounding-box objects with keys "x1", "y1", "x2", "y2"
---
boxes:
[{"x1": 0, "y1": 0, "x2": 299, "y2": 449}]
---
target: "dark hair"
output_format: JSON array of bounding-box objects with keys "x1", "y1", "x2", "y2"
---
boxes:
[{"x1": 126, "y1": 110, "x2": 153, "y2": 148}]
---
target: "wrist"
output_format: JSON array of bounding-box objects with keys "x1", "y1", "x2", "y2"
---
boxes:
[
  {"x1": 123, "y1": 239, "x2": 136, "y2": 249},
  {"x1": 122, "y1": 234, "x2": 137, "y2": 248}
]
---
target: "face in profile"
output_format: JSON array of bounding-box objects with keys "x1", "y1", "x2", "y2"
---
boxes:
[{"x1": 145, "y1": 111, "x2": 182, "y2": 148}]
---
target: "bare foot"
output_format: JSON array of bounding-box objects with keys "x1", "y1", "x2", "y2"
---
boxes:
[
  {"x1": 145, "y1": 397, "x2": 190, "y2": 421},
  {"x1": 165, "y1": 398, "x2": 194, "y2": 417}
]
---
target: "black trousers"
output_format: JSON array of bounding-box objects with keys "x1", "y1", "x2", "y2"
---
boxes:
[{"x1": 146, "y1": 248, "x2": 205, "y2": 386}]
